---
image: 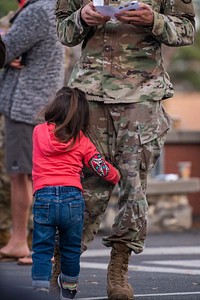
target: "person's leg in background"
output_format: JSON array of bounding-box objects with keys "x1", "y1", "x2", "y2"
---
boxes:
[
  {"x1": 0, "y1": 174, "x2": 32, "y2": 257},
  {"x1": 0, "y1": 118, "x2": 34, "y2": 259},
  {"x1": 0, "y1": 115, "x2": 11, "y2": 248}
]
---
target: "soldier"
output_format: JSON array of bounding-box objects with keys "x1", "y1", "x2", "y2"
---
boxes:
[{"x1": 54, "y1": 0, "x2": 195, "y2": 299}]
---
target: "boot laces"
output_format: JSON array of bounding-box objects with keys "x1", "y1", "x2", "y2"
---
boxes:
[{"x1": 109, "y1": 250, "x2": 129, "y2": 285}]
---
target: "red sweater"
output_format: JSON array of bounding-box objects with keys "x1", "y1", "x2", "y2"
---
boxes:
[{"x1": 32, "y1": 122, "x2": 120, "y2": 193}]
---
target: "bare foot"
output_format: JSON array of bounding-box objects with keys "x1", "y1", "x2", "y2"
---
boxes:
[
  {"x1": 0, "y1": 241, "x2": 30, "y2": 258},
  {"x1": 18, "y1": 255, "x2": 33, "y2": 265},
  {"x1": 18, "y1": 256, "x2": 54, "y2": 265}
]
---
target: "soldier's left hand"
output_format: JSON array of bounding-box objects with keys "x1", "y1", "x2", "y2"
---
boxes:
[{"x1": 115, "y1": 3, "x2": 154, "y2": 26}]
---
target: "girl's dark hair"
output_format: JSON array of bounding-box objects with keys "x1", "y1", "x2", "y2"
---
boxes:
[{"x1": 44, "y1": 86, "x2": 90, "y2": 146}]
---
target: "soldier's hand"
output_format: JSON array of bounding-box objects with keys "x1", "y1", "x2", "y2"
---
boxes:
[
  {"x1": 115, "y1": 3, "x2": 154, "y2": 26},
  {"x1": 81, "y1": 2, "x2": 110, "y2": 26}
]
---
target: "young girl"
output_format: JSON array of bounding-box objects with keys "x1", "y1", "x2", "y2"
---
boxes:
[{"x1": 31, "y1": 86, "x2": 120, "y2": 299}]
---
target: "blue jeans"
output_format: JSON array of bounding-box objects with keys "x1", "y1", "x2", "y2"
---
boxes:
[{"x1": 32, "y1": 186, "x2": 84, "y2": 289}]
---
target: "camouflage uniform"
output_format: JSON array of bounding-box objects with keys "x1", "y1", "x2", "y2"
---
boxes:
[{"x1": 55, "y1": 0, "x2": 195, "y2": 254}]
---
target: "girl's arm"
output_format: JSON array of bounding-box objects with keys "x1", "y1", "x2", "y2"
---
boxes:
[{"x1": 83, "y1": 137, "x2": 120, "y2": 185}]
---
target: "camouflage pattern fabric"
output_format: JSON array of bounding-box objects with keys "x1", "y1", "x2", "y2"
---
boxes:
[
  {"x1": 55, "y1": 0, "x2": 195, "y2": 103},
  {"x1": 82, "y1": 101, "x2": 171, "y2": 253},
  {"x1": 54, "y1": 0, "x2": 195, "y2": 253}
]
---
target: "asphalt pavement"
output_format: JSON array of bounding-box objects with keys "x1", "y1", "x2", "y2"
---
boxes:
[{"x1": 0, "y1": 229, "x2": 200, "y2": 300}]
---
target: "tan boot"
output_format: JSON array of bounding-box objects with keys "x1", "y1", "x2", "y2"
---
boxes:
[
  {"x1": 107, "y1": 243, "x2": 134, "y2": 300},
  {"x1": 49, "y1": 242, "x2": 61, "y2": 296}
]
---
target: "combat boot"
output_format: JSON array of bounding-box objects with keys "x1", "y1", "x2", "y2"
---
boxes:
[{"x1": 107, "y1": 243, "x2": 134, "y2": 300}]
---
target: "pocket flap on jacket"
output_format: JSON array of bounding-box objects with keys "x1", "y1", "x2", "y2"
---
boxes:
[{"x1": 137, "y1": 108, "x2": 172, "y2": 145}]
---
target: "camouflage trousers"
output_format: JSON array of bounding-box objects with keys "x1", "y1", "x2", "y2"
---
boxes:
[{"x1": 81, "y1": 100, "x2": 171, "y2": 254}]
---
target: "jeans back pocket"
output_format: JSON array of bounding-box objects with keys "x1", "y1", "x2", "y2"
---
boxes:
[
  {"x1": 33, "y1": 203, "x2": 50, "y2": 224},
  {"x1": 69, "y1": 200, "x2": 84, "y2": 223}
]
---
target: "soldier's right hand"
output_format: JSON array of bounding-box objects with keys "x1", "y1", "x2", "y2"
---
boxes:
[{"x1": 81, "y1": 2, "x2": 110, "y2": 26}]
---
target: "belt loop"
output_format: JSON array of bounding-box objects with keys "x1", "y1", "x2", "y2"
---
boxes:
[{"x1": 55, "y1": 186, "x2": 59, "y2": 196}]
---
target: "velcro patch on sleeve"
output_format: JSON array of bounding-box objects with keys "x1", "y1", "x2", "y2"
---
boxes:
[{"x1": 89, "y1": 154, "x2": 109, "y2": 177}]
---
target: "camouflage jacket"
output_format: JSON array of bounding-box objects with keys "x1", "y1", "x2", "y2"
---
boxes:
[{"x1": 55, "y1": 0, "x2": 195, "y2": 103}]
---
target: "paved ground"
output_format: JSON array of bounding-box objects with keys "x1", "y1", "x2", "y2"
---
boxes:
[{"x1": 0, "y1": 229, "x2": 200, "y2": 300}]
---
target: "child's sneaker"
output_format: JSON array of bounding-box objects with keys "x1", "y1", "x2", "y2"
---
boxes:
[{"x1": 57, "y1": 275, "x2": 78, "y2": 299}]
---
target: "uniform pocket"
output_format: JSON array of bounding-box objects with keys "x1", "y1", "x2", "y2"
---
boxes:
[
  {"x1": 140, "y1": 130, "x2": 169, "y2": 171},
  {"x1": 138, "y1": 104, "x2": 172, "y2": 171},
  {"x1": 130, "y1": 199, "x2": 148, "y2": 232},
  {"x1": 114, "y1": 198, "x2": 148, "y2": 239},
  {"x1": 137, "y1": 105, "x2": 172, "y2": 145}
]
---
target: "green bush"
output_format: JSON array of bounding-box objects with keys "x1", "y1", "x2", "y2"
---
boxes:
[{"x1": 0, "y1": 0, "x2": 17, "y2": 17}]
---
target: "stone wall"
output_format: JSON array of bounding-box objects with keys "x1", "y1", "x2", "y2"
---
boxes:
[
  {"x1": 147, "y1": 194, "x2": 193, "y2": 233},
  {"x1": 100, "y1": 178, "x2": 200, "y2": 234},
  {"x1": 100, "y1": 193, "x2": 193, "y2": 234}
]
